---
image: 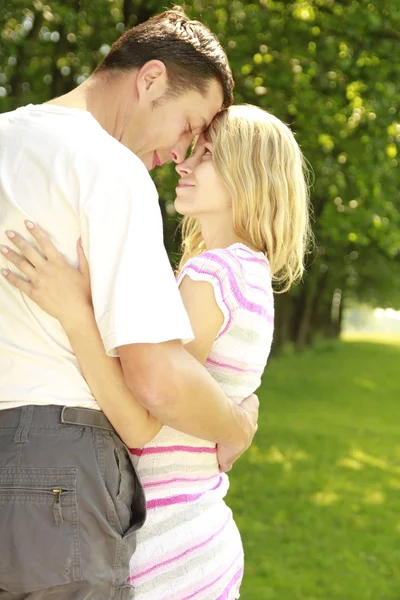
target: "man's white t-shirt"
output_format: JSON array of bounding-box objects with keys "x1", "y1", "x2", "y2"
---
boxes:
[{"x1": 0, "y1": 104, "x2": 193, "y2": 410}]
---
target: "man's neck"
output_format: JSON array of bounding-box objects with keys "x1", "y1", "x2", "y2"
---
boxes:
[
  {"x1": 46, "y1": 85, "x2": 89, "y2": 112},
  {"x1": 46, "y1": 72, "x2": 135, "y2": 142}
]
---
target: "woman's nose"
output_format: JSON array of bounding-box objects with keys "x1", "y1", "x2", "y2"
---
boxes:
[{"x1": 175, "y1": 159, "x2": 193, "y2": 176}]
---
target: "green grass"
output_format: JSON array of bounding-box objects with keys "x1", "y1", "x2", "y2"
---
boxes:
[{"x1": 227, "y1": 336, "x2": 400, "y2": 600}]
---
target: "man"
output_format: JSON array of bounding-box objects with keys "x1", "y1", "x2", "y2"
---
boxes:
[{"x1": 0, "y1": 7, "x2": 258, "y2": 598}]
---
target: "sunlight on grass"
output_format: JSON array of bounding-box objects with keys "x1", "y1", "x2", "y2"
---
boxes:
[
  {"x1": 354, "y1": 377, "x2": 376, "y2": 389},
  {"x1": 362, "y1": 489, "x2": 386, "y2": 505},
  {"x1": 227, "y1": 338, "x2": 400, "y2": 600},
  {"x1": 310, "y1": 490, "x2": 340, "y2": 506},
  {"x1": 337, "y1": 457, "x2": 364, "y2": 470},
  {"x1": 341, "y1": 331, "x2": 400, "y2": 346},
  {"x1": 338, "y1": 448, "x2": 400, "y2": 474},
  {"x1": 248, "y1": 444, "x2": 309, "y2": 471}
]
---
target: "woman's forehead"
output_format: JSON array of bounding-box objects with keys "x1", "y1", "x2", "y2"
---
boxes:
[
  {"x1": 190, "y1": 131, "x2": 213, "y2": 155},
  {"x1": 196, "y1": 131, "x2": 211, "y2": 146}
]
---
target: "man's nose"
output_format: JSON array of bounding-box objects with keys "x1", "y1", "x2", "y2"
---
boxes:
[{"x1": 171, "y1": 134, "x2": 193, "y2": 164}]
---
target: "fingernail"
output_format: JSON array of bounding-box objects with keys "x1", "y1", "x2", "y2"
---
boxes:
[
  {"x1": 25, "y1": 221, "x2": 35, "y2": 229},
  {"x1": 1, "y1": 269, "x2": 9, "y2": 276},
  {"x1": 0, "y1": 246, "x2": 8, "y2": 254},
  {"x1": 6, "y1": 231, "x2": 15, "y2": 238}
]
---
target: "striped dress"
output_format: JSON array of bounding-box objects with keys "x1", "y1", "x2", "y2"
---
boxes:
[{"x1": 129, "y1": 243, "x2": 274, "y2": 599}]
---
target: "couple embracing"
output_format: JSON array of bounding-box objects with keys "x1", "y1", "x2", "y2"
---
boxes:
[{"x1": 0, "y1": 6, "x2": 311, "y2": 599}]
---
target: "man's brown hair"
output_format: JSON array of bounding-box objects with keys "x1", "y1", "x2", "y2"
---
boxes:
[{"x1": 96, "y1": 6, "x2": 234, "y2": 108}]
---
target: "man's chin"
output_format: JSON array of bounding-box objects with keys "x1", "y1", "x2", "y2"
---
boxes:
[
  {"x1": 136, "y1": 154, "x2": 152, "y2": 171},
  {"x1": 137, "y1": 152, "x2": 166, "y2": 171}
]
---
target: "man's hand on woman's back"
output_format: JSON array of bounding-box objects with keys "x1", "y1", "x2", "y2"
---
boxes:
[{"x1": 217, "y1": 393, "x2": 259, "y2": 472}]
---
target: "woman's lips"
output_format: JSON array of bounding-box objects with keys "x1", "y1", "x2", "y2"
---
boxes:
[{"x1": 177, "y1": 180, "x2": 195, "y2": 188}]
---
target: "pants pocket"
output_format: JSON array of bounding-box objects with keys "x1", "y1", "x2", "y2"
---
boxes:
[
  {"x1": 92, "y1": 430, "x2": 146, "y2": 541},
  {"x1": 113, "y1": 434, "x2": 146, "y2": 539},
  {"x1": 0, "y1": 467, "x2": 81, "y2": 594}
]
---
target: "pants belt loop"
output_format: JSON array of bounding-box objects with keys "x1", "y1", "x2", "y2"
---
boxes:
[
  {"x1": 61, "y1": 406, "x2": 114, "y2": 432},
  {"x1": 14, "y1": 405, "x2": 34, "y2": 443}
]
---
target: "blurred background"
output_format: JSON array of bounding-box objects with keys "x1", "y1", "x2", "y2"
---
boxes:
[{"x1": 1, "y1": 1, "x2": 399, "y2": 598}]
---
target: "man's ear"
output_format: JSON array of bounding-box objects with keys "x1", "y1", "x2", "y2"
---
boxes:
[{"x1": 135, "y1": 60, "x2": 168, "y2": 103}]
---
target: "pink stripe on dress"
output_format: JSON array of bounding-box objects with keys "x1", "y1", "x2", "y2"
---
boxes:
[
  {"x1": 130, "y1": 513, "x2": 232, "y2": 582},
  {"x1": 146, "y1": 475, "x2": 224, "y2": 509},
  {"x1": 234, "y1": 255, "x2": 266, "y2": 264},
  {"x1": 175, "y1": 551, "x2": 243, "y2": 600},
  {"x1": 186, "y1": 259, "x2": 268, "y2": 318},
  {"x1": 143, "y1": 473, "x2": 219, "y2": 489},
  {"x1": 215, "y1": 566, "x2": 244, "y2": 600},
  {"x1": 246, "y1": 281, "x2": 272, "y2": 294},
  {"x1": 129, "y1": 444, "x2": 215, "y2": 457},
  {"x1": 231, "y1": 245, "x2": 270, "y2": 268},
  {"x1": 206, "y1": 356, "x2": 264, "y2": 374}
]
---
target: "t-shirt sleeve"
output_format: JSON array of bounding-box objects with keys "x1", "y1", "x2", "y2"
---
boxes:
[
  {"x1": 78, "y1": 150, "x2": 194, "y2": 356},
  {"x1": 177, "y1": 250, "x2": 240, "y2": 340}
]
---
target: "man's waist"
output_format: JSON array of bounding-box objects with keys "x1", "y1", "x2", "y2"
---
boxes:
[
  {"x1": 0, "y1": 398, "x2": 100, "y2": 412},
  {"x1": 0, "y1": 404, "x2": 113, "y2": 432}
]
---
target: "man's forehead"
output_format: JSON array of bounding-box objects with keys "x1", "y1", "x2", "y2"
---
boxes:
[
  {"x1": 194, "y1": 118, "x2": 208, "y2": 135},
  {"x1": 191, "y1": 82, "x2": 223, "y2": 131},
  {"x1": 192, "y1": 111, "x2": 217, "y2": 136}
]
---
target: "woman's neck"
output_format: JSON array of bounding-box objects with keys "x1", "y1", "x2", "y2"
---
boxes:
[
  {"x1": 198, "y1": 217, "x2": 261, "y2": 254},
  {"x1": 198, "y1": 217, "x2": 237, "y2": 251}
]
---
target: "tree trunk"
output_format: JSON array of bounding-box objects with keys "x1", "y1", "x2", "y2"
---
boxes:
[
  {"x1": 271, "y1": 292, "x2": 295, "y2": 353},
  {"x1": 295, "y1": 271, "x2": 320, "y2": 350},
  {"x1": 332, "y1": 288, "x2": 344, "y2": 337}
]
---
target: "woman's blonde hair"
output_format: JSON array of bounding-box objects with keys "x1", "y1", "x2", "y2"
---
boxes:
[{"x1": 178, "y1": 104, "x2": 313, "y2": 292}]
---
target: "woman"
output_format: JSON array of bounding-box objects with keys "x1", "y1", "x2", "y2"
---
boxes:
[{"x1": 1, "y1": 104, "x2": 311, "y2": 599}]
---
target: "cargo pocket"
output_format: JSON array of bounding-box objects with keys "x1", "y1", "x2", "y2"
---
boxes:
[
  {"x1": 0, "y1": 467, "x2": 81, "y2": 594},
  {"x1": 92, "y1": 430, "x2": 146, "y2": 543},
  {"x1": 112, "y1": 434, "x2": 146, "y2": 539}
]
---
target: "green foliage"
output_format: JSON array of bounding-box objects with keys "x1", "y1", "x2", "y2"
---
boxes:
[
  {"x1": 228, "y1": 335, "x2": 400, "y2": 598},
  {"x1": 1, "y1": 0, "x2": 399, "y2": 346}
]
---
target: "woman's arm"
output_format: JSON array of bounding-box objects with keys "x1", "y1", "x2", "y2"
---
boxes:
[
  {"x1": 177, "y1": 274, "x2": 224, "y2": 364},
  {"x1": 176, "y1": 268, "x2": 260, "y2": 472},
  {"x1": 1, "y1": 223, "x2": 161, "y2": 448},
  {"x1": 61, "y1": 306, "x2": 162, "y2": 447}
]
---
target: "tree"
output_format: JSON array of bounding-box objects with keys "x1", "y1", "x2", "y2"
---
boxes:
[{"x1": 1, "y1": 0, "x2": 399, "y2": 351}]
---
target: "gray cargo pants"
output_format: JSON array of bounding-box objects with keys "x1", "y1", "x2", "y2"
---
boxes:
[{"x1": 0, "y1": 405, "x2": 146, "y2": 599}]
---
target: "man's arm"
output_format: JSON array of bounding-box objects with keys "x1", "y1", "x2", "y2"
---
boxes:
[
  {"x1": 119, "y1": 275, "x2": 258, "y2": 457},
  {"x1": 119, "y1": 340, "x2": 257, "y2": 449}
]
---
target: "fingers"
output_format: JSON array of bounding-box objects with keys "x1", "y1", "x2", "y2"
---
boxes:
[
  {"x1": 3, "y1": 229, "x2": 47, "y2": 269},
  {"x1": 0, "y1": 244, "x2": 36, "y2": 280},
  {"x1": 24, "y1": 221, "x2": 64, "y2": 264},
  {"x1": 2, "y1": 268, "x2": 33, "y2": 297},
  {"x1": 216, "y1": 442, "x2": 238, "y2": 474},
  {"x1": 241, "y1": 393, "x2": 259, "y2": 423},
  {"x1": 219, "y1": 463, "x2": 232, "y2": 474}
]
